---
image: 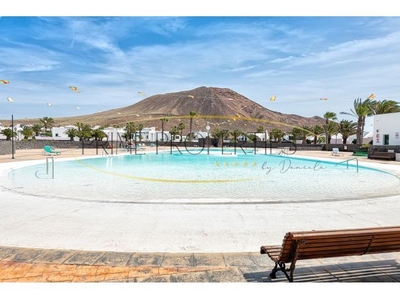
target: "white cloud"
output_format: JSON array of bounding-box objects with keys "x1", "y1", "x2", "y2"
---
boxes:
[{"x1": 1, "y1": 16, "x2": 400, "y2": 120}]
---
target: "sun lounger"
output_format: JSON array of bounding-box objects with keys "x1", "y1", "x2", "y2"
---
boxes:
[
  {"x1": 136, "y1": 143, "x2": 146, "y2": 151},
  {"x1": 43, "y1": 145, "x2": 61, "y2": 156},
  {"x1": 331, "y1": 148, "x2": 342, "y2": 156}
]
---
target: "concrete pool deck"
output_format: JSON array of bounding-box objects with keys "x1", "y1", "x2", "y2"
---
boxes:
[{"x1": 1, "y1": 148, "x2": 400, "y2": 283}]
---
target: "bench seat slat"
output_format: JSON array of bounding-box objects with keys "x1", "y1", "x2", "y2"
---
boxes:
[
  {"x1": 371, "y1": 240, "x2": 400, "y2": 247},
  {"x1": 297, "y1": 251, "x2": 366, "y2": 260},
  {"x1": 368, "y1": 245, "x2": 400, "y2": 252},
  {"x1": 371, "y1": 237, "x2": 400, "y2": 243}
]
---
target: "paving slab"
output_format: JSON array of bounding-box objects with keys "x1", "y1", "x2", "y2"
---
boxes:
[
  {"x1": 6, "y1": 248, "x2": 42, "y2": 263},
  {"x1": 222, "y1": 252, "x2": 260, "y2": 267},
  {"x1": 94, "y1": 251, "x2": 133, "y2": 266},
  {"x1": 63, "y1": 251, "x2": 106, "y2": 265},
  {"x1": 206, "y1": 267, "x2": 247, "y2": 282},
  {"x1": 0, "y1": 247, "x2": 18, "y2": 260},
  {"x1": 127, "y1": 253, "x2": 164, "y2": 267},
  {"x1": 32, "y1": 249, "x2": 75, "y2": 264},
  {"x1": 193, "y1": 253, "x2": 226, "y2": 267},
  {"x1": 161, "y1": 253, "x2": 194, "y2": 268}
]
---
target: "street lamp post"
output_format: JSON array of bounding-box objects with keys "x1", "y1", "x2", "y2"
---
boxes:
[
  {"x1": 206, "y1": 122, "x2": 210, "y2": 155},
  {"x1": 11, "y1": 114, "x2": 15, "y2": 159}
]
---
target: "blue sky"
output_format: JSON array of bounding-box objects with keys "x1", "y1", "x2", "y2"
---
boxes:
[{"x1": 1, "y1": 2, "x2": 400, "y2": 124}]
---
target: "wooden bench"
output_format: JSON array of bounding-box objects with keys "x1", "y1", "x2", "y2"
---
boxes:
[
  {"x1": 368, "y1": 151, "x2": 396, "y2": 160},
  {"x1": 260, "y1": 226, "x2": 400, "y2": 282}
]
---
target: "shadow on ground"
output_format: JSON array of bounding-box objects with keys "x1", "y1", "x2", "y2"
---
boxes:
[{"x1": 243, "y1": 259, "x2": 400, "y2": 282}]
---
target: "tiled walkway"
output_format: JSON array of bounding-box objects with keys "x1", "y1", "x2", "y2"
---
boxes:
[{"x1": 1, "y1": 246, "x2": 400, "y2": 282}]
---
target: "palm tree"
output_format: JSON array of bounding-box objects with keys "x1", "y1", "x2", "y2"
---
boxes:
[
  {"x1": 91, "y1": 128, "x2": 107, "y2": 141},
  {"x1": 271, "y1": 128, "x2": 284, "y2": 142},
  {"x1": 323, "y1": 111, "x2": 337, "y2": 149},
  {"x1": 1, "y1": 128, "x2": 15, "y2": 140},
  {"x1": 337, "y1": 120, "x2": 357, "y2": 144},
  {"x1": 20, "y1": 126, "x2": 34, "y2": 140},
  {"x1": 340, "y1": 98, "x2": 374, "y2": 145},
  {"x1": 75, "y1": 122, "x2": 92, "y2": 141},
  {"x1": 124, "y1": 122, "x2": 137, "y2": 141},
  {"x1": 230, "y1": 129, "x2": 242, "y2": 142},
  {"x1": 221, "y1": 129, "x2": 230, "y2": 141},
  {"x1": 370, "y1": 100, "x2": 400, "y2": 114},
  {"x1": 65, "y1": 128, "x2": 78, "y2": 141},
  {"x1": 211, "y1": 128, "x2": 227, "y2": 146},
  {"x1": 311, "y1": 125, "x2": 324, "y2": 144},
  {"x1": 291, "y1": 127, "x2": 303, "y2": 143},
  {"x1": 177, "y1": 122, "x2": 185, "y2": 140},
  {"x1": 137, "y1": 123, "x2": 144, "y2": 142},
  {"x1": 31, "y1": 123, "x2": 43, "y2": 136},
  {"x1": 327, "y1": 121, "x2": 339, "y2": 144},
  {"x1": 169, "y1": 126, "x2": 179, "y2": 140},
  {"x1": 189, "y1": 111, "x2": 197, "y2": 139},
  {"x1": 256, "y1": 125, "x2": 264, "y2": 133},
  {"x1": 300, "y1": 126, "x2": 312, "y2": 144},
  {"x1": 160, "y1": 118, "x2": 169, "y2": 141},
  {"x1": 39, "y1": 117, "x2": 55, "y2": 133}
]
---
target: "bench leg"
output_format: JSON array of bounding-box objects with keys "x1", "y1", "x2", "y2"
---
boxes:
[
  {"x1": 269, "y1": 263, "x2": 279, "y2": 279},
  {"x1": 269, "y1": 262, "x2": 293, "y2": 282}
]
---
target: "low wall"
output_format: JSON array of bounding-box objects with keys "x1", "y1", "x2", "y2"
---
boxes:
[
  {"x1": 0, "y1": 140, "x2": 12, "y2": 155},
  {"x1": 368, "y1": 145, "x2": 400, "y2": 154},
  {"x1": 2, "y1": 139, "x2": 384, "y2": 156},
  {"x1": 0, "y1": 139, "x2": 112, "y2": 155}
]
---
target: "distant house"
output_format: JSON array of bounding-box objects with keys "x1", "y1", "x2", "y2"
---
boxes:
[
  {"x1": 103, "y1": 127, "x2": 125, "y2": 141},
  {"x1": 52, "y1": 125, "x2": 78, "y2": 140},
  {"x1": 373, "y1": 112, "x2": 400, "y2": 146}
]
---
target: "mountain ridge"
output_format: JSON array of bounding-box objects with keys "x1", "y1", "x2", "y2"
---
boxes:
[{"x1": 7, "y1": 86, "x2": 324, "y2": 132}]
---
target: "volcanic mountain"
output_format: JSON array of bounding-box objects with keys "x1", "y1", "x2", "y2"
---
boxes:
[{"x1": 28, "y1": 86, "x2": 325, "y2": 132}]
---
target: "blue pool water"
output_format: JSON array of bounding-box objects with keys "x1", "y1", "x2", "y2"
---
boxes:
[{"x1": 6, "y1": 151, "x2": 400, "y2": 203}]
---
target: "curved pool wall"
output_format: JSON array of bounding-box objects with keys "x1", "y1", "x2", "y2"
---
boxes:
[{"x1": 4, "y1": 150, "x2": 400, "y2": 203}]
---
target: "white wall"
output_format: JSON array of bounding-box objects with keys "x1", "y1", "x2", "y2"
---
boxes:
[
  {"x1": 373, "y1": 112, "x2": 400, "y2": 146},
  {"x1": 52, "y1": 126, "x2": 76, "y2": 139},
  {"x1": 103, "y1": 127, "x2": 124, "y2": 141}
]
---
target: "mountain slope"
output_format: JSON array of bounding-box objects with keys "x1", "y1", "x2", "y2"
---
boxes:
[{"x1": 14, "y1": 86, "x2": 325, "y2": 132}]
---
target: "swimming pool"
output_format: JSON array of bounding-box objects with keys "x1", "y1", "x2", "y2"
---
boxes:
[{"x1": 5, "y1": 150, "x2": 400, "y2": 203}]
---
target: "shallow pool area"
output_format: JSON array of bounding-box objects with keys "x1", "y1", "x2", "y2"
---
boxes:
[{"x1": 4, "y1": 151, "x2": 400, "y2": 203}]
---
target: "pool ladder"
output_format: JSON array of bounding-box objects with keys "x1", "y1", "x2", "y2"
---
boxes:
[
  {"x1": 46, "y1": 156, "x2": 55, "y2": 179},
  {"x1": 336, "y1": 157, "x2": 359, "y2": 173}
]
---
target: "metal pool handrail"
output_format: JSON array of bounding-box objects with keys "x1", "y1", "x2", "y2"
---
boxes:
[
  {"x1": 46, "y1": 156, "x2": 55, "y2": 179},
  {"x1": 336, "y1": 157, "x2": 359, "y2": 173}
]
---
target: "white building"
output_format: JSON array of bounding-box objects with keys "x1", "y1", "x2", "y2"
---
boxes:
[
  {"x1": 137, "y1": 127, "x2": 157, "y2": 141},
  {"x1": 52, "y1": 125, "x2": 78, "y2": 140},
  {"x1": 0, "y1": 123, "x2": 26, "y2": 140},
  {"x1": 373, "y1": 112, "x2": 400, "y2": 146},
  {"x1": 103, "y1": 127, "x2": 125, "y2": 141},
  {"x1": 51, "y1": 125, "x2": 172, "y2": 143}
]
